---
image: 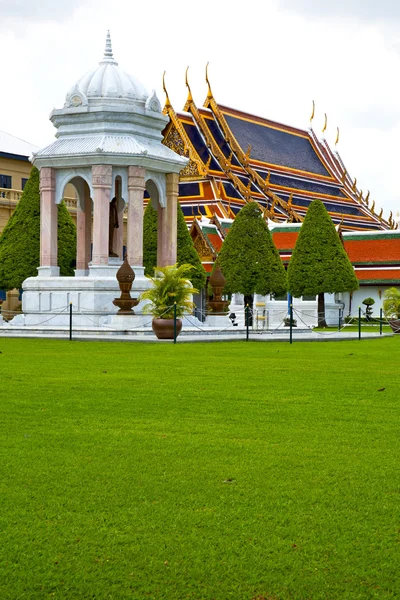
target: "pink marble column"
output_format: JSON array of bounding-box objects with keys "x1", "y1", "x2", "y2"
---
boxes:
[
  {"x1": 76, "y1": 186, "x2": 92, "y2": 274},
  {"x1": 127, "y1": 166, "x2": 146, "y2": 265},
  {"x1": 158, "y1": 173, "x2": 178, "y2": 266},
  {"x1": 39, "y1": 167, "x2": 58, "y2": 275},
  {"x1": 92, "y1": 165, "x2": 112, "y2": 265}
]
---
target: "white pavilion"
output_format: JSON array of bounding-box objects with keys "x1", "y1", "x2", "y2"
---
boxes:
[{"x1": 19, "y1": 32, "x2": 187, "y2": 326}]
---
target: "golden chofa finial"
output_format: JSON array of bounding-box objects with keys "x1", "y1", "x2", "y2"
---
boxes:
[
  {"x1": 379, "y1": 207, "x2": 383, "y2": 220},
  {"x1": 185, "y1": 66, "x2": 193, "y2": 103},
  {"x1": 365, "y1": 190, "x2": 370, "y2": 205},
  {"x1": 389, "y1": 211, "x2": 393, "y2": 226},
  {"x1": 287, "y1": 192, "x2": 293, "y2": 209},
  {"x1": 265, "y1": 171, "x2": 271, "y2": 186},
  {"x1": 205, "y1": 62, "x2": 213, "y2": 100},
  {"x1": 322, "y1": 113, "x2": 327, "y2": 135},
  {"x1": 310, "y1": 100, "x2": 315, "y2": 124},
  {"x1": 204, "y1": 154, "x2": 212, "y2": 173},
  {"x1": 352, "y1": 178, "x2": 357, "y2": 193},
  {"x1": 371, "y1": 199, "x2": 376, "y2": 213},
  {"x1": 335, "y1": 127, "x2": 340, "y2": 147},
  {"x1": 162, "y1": 71, "x2": 171, "y2": 112},
  {"x1": 341, "y1": 169, "x2": 347, "y2": 184}
]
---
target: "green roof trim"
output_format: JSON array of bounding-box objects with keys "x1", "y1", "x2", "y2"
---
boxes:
[
  {"x1": 344, "y1": 232, "x2": 400, "y2": 241},
  {"x1": 271, "y1": 226, "x2": 302, "y2": 233}
]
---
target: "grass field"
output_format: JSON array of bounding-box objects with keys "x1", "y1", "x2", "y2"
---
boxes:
[{"x1": 1, "y1": 337, "x2": 399, "y2": 599}]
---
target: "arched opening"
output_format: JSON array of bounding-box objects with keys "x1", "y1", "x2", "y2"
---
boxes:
[
  {"x1": 64, "y1": 176, "x2": 93, "y2": 275},
  {"x1": 109, "y1": 175, "x2": 125, "y2": 259}
]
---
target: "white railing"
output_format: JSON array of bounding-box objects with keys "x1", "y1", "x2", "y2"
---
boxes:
[
  {"x1": 0, "y1": 187, "x2": 22, "y2": 202},
  {"x1": 0, "y1": 187, "x2": 76, "y2": 208}
]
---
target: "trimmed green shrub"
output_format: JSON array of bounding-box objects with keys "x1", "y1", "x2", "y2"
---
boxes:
[
  {"x1": 0, "y1": 166, "x2": 76, "y2": 290},
  {"x1": 143, "y1": 202, "x2": 207, "y2": 290},
  {"x1": 288, "y1": 199, "x2": 359, "y2": 326},
  {"x1": 217, "y1": 202, "x2": 287, "y2": 296},
  {"x1": 143, "y1": 201, "x2": 158, "y2": 277}
]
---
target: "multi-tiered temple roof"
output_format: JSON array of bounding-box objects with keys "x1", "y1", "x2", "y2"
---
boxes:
[{"x1": 162, "y1": 74, "x2": 396, "y2": 234}]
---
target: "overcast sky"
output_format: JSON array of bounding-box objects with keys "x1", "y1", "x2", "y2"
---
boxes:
[{"x1": 1, "y1": 0, "x2": 399, "y2": 220}]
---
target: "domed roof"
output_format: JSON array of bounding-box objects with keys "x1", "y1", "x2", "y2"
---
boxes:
[{"x1": 65, "y1": 32, "x2": 149, "y2": 107}]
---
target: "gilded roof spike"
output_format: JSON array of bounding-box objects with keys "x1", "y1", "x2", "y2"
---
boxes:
[
  {"x1": 341, "y1": 169, "x2": 347, "y2": 184},
  {"x1": 352, "y1": 177, "x2": 357, "y2": 192},
  {"x1": 204, "y1": 154, "x2": 212, "y2": 172},
  {"x1": 310, "y1": 100, "x2": 315, "y2": 124},
  {"x1": 358, "y1": 189, "x2": 363, "y2": 202},
  {"x1": 265, "y1": 171, "x2": 271, "y2": 186},
  {"x1": 205, "y1": 62, "x2": 213, "y2": 100},
  {"x1": 185, "y1": 66, "x2": 193, "y2": 104},
  {"x1": 335, "y1": 127, "x2": 340, "y2": 146},
  {"x1": 371, "y1": 200, "x2": 375, "y2": 213},
  {"x1": 162, "y1": 71, "x2": 171, "y2": 112},
  {"x1": 322, "y1": 113, "x2": 327, "y2": 135},
  {"x1": 365, "y1": 190, "x2": 370, "y2": 205},
  {"x1": 287, "y1": 192, "x2": 293, "y2": 209},
  {"x1": 245, "y1": 144, "x2": 252, "y2": 159},
  {"x1": 379, "y1": 207, "x2": 383, "y2": 220},
  {"x1": 389, "y1": 211, "x2": 393, "y2": 225}
]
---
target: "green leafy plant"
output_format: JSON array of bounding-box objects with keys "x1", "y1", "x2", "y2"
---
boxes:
[
  {"x1": 143, "y1": 202, "x2": 206, "y2": 290},
  {"x1": 139, "y1": 263, "x2": 198, "y2": 319},
  {"x1": 217, "y1": 202, "x2": 287, "y2": 296},
  {"x1": 0, "y1": 166, "x2": 76, "y2": 290},
  {"x1": 383, "y1": 287, "x2": 400, "y2": 319},
  {"x1": 288, "y1": 199, "x2": 359, "y2": 327}
]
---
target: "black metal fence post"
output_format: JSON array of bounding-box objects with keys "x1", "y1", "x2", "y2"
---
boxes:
[
  {"x1": 358, "y1": 306, "x2": 361, "y2": 340},
  {"x1": 173, "y1": 302, "x2": 177, "y2": 344},
  {"x1": 246, "y1": 305, "x2": 249, "y2": 341},
  {"x1": 289, "y1": 303, "x2": 293, "y2": 344},
  {"x1": 380, "y1": 308, "x2": 383, "y2": 335},
  {"x1": 69, "y1": 302, "x2": 73, "y2": 341}
]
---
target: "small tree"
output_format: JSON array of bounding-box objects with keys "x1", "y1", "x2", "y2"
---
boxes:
[
  {"x1": 217, "y1": 202, "x2": 287, "y2": 296},
  {"x1": 142, "y1": 201, "x2": 207, "y2": 290},
  {"x1": 383, "y1": 287, "x2": 400, "y2": 319},
  {"x1": 288, "y1": 199, "x2": 359, "y2": 327},
  {"x1": 143, "y1": 201, "x2": 158, "y2": 276},
  {"x1": 362, "y1": 297, "x2": 375, "y2": 321},
  {"x1": 0, "y1": 166, "x2": 76, "y2": 291}
]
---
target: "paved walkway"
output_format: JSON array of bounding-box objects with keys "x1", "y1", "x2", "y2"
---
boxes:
[{"x1": 0, "y1": 324, "x2": 394, "y2": 343}]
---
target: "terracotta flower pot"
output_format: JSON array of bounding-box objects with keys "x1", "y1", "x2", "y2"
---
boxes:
[
  {"x1": 152, "y1": 318, "x2": 182, "y2": 340},
  {"x1": 388, "y1": 319, "x2": 400, "y2": 334}
]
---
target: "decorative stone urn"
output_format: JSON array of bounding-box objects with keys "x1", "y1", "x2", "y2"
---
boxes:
[
  {"x1": 207, "y1": 264, "x2": 230, "y2": 313},
  {"x1": 113, "y1": 258, "x2": 139, "y2": 314}
]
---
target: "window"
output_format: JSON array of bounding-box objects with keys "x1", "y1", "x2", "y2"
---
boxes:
[
  {"x1": 271, "y1": 292, "x2": 288, "y2": 301},
  {"x1": 0, "y1": 175, "x2": 12, "y2": 189},
  {"x1": 21, "y1": 178, "x2": 28, "y2": 190}
]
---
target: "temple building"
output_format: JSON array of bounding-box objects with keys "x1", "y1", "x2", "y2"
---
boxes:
[{"x1": 1, "y1": 35, "x2": 399, "y2": 325}]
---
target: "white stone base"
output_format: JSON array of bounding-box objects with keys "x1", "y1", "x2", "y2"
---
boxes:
[
  {"x1": 102, "y1": 314, "x2": 152, "y2": 329},
  {"x1": 14, "y1": 264, "x2": 152, "y2": 327},
  {"x1": 206, "y1": 314, "x2": 232, "y2": 329}
]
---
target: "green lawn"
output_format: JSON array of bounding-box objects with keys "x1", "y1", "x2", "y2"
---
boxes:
[{"x1": 1, "y1": 337, "x2": 399, "y2": 599}]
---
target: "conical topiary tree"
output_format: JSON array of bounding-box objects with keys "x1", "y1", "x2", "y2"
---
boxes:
[
  {"x1": 217, "y1": 201, "x2": 287, "y2": 296},
  {"x1": 0, "y1": 165, "x2": 76, "y2": 291},
  {"x1": 287, "y1": 199, "x2": 359, "y2": 327},
  {"x1": 143, "y1": 200, "x2": 158, "y2": 276},
  {"x1": 142, "y1": 201, "x2": 207, "y2": 290}
]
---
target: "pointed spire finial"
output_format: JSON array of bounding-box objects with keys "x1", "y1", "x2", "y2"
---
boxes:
[
  {"x1": 100, "y1": 30, "x2": 118, "y2": 65},
  {"x1": 162, "y1": 71, "x2": 171, "y2": 112},
  {"x1": 206, "y1": 62, "x2": 213, "y2": 100},
  {"x1": 185, "y1": 66, "x2": 193, "y2": 103}
]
